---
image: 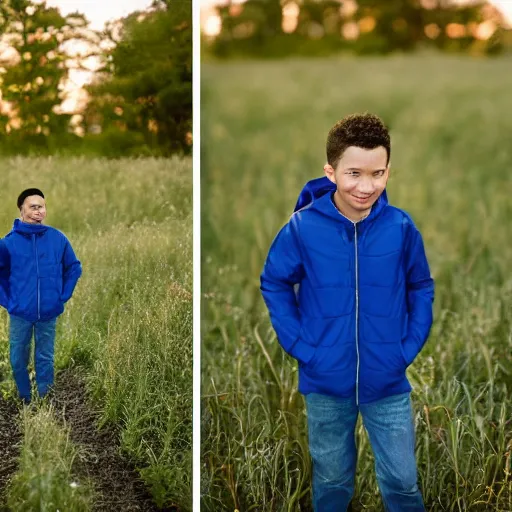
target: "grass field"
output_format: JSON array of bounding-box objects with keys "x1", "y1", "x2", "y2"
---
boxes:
[
  {"x1": 201, "y1": 54, "x2": 512, "y2": 511},
  {"x1": 0, "y1": 157, "x2": 192, "y2": 511}
]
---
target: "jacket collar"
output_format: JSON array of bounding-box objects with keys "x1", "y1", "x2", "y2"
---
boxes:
[
  {"x1": 294, "y1": 176, "x2": 388, "y2": 229},
  {"x1": 12, "y1": 218, "x2": 48, "y2": 236}
]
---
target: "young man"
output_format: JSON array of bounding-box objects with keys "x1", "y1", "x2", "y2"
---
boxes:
[
  {"x1": 0, "y1": 188, "x2": 82, "y2": 404},
  {"x1": 260, "y1": 113, "x2": 434, "y2": 511}
]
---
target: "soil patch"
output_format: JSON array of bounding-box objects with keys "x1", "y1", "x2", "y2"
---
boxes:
[
  {"x1": 52, "y1": 368, "x2": 164, "y2": 512},
  {"x1": 0, "y1": 398, "x2": 21, "y2": 512}
]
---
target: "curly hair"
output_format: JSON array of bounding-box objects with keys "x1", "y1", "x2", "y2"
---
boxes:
[{"x1": 326, "y1": 113, "x2": 390, "y2": 168}]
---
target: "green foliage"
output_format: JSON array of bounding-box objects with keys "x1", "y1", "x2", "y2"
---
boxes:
[
  {"x1": 0, "y1": 1, "x2": 69, "y2": 143},
  {"x1": 208, "y1": 0, "x2": 505, "y2": 58},
  {"x1": 0, "y1": 157, "x2": 192, "y2": 510},
  {"x1": 1, "y1": 1, "x2": 191, "y2": 157},
  {"x1": 201, "y1": 55, "x2": 512, "y2": 510},
  {"x1": 0, "y1": 2, "x2": 99, "y2": 151},
  {"x1": 80, "y1": 220, "x2": 193, "y2": 510},
  {"x1": 7, "y1": 405, "x2": 94, "y2": 512},
  {"x1": 355, "y1": 0, "x2": 427, "y2": 52},
  {"x1": 82, "y1": 127, "x2": 153, "y2": 157},
  {"x1": 84, "y1": 0, "x2": 192, "y2": 156}
]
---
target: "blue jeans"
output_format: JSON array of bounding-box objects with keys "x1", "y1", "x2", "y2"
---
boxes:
[
  {"x1": 9, "y1": 315, "x2": 57, "y2": 402},
  {"x1": 305, "y1": 392, "x2": 425, "y2": 512}
]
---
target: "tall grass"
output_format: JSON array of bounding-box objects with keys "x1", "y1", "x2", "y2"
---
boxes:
[
  {"x1": 7, "y1": 405, "x2": 93, "y2": 512},
  {"x1": 201, "y1": 54, "x2": 512, "y2": 510},
  {"x1": 0, "y1": 157, "x2": 192, "y2": 510}
]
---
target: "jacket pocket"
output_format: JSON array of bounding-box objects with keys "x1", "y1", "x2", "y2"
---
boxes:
[
  {"x1": 299, "y1": 315, "x2": 354, "y2": 374},
  {"x1": 39, "y1": 277, "x2": 63, "y2": 318},
  {"x1": 399, "y1": 339, "x2": 410, "y2": 367},
  {"x1": 300, "y1": 315, "x2": 352, "y2": 349},
  {"x1": 360, "y1": 313, "x2": 406, "y2": 372},
  {"x1": 301, "y1": 339, "x2": 354, "y2": 374},
  {"x1": 8, "y1": 295, "x2": 19, "y2": 316},
  {"x1": 9, "y1": 277, "x2": 37, "y2": 319}
]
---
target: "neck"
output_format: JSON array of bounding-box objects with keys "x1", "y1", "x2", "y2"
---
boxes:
[{"x1": 21, "y1": 219, "x2": 43, "y2": 225}]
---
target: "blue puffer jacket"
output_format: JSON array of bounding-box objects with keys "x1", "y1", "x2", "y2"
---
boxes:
[
  {"x1": 260, "y1": 177, "x2": 434, "y2": 404},
  {"x1": 0, "y1": 220, "x2": 82, "y2": 322}
]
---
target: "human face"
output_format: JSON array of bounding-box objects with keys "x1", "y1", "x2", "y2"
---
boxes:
[
  {"x1": 324, "y1": 146, "x2": 389, "y2": 222},
  {"x1": 20, "y1": 195, "x2": 47, "y2": 224}
]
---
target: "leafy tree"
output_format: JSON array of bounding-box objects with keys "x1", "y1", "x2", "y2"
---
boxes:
[
  {"x1": 0, "y1": 0, "x2": 15, "y2": 35},
  {"x1": 0, "y1": 0, "x2": 98, "y2": 152},
  {"x1": 84, "y1": 0, "x2": 192, "y2": 156},
  {"x1": 354, "y1": 0, "x2": 424, "y2": 52},
  {"x1": 355, "y1": 0, "x2": 485, "y2": 53},
  {"x1": 209, "y1": 0, "x2": 503, "y2": 57}
]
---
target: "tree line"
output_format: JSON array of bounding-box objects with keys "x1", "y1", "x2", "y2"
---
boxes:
[
  {"x1": 0, "y1": 0, "x2": 191, "y2": 157},
  {"x1": 207, "y1": 0, "x2": 508, "y2": 58}
]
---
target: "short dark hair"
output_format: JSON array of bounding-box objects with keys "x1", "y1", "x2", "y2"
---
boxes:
[
  {"x1": 326, "y1": 113, "x2": 391, "y2": 168},
  {"x1": 17, "y1": 188, "x2": 45, "y2": 209}
]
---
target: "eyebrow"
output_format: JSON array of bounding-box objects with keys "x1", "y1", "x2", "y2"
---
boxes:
[{"x1": 346, "y1": 167, "x2": 387, "y2": 172}]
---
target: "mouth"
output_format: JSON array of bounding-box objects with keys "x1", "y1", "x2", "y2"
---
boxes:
[{"x1": 352, "y1": 194, "x2": 373, "y2": 203}]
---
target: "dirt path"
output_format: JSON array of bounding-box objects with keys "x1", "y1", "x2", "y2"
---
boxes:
[
  {"x1": 0, "y1": 398, "x2": 21, "y2": 512},
  {"x1": 1, "y1": 368, "x2": 167, "y2": 512},
  {"x1": 52, "y1": 368, "x2": 164, "y2": 512}
]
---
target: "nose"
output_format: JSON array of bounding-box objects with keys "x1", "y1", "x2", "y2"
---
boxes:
[{"x1": 356, "y1": 177, "x2": 374, "y2": 195}]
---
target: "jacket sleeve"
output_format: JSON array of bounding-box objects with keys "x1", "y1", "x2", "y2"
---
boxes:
[
  {"x1": 260, "y1": 216, "x2": 316, "y2": 366},
  {"x1": 402, "y1": 219, "x2": 434, "y2": 365},
  {"x1": 61, "y1": 238, "x2": 82, "y2": 303},
  {"x1": 0, "y1": 240, "x2": 10, "y2": 309}
]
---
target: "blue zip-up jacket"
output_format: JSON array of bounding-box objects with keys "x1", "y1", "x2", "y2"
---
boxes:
[
  {"x1": 0, "y1": 219, "x2": 82, "y2": 322},
  {"x1": 260, "y1": 177, "x2": 434, "y2": 404}
]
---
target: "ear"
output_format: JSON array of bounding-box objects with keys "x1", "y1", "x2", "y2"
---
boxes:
[{"x1": 324, "y1": 163, "x2": 336, "y2": 184}]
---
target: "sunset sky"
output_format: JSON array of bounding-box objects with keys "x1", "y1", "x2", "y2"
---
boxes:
[
  {"x1": 30, "y1": 0, "x2": 512, "y2": 31},
  {"x1": 35, "y1": 0, "x2": 155, "y2": 30}
]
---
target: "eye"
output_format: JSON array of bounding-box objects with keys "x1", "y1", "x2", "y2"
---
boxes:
[{"x1": 373, "y1": 170, "x2": 385, "y2": 177}]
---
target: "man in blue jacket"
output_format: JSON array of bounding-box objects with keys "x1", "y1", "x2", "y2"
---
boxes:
[
  {"x1": 261, "y1": 113, "x2": 434, "y2": 511},
  {"x1": 0, "y1": 188, "x2": 82, "y2": 404}
]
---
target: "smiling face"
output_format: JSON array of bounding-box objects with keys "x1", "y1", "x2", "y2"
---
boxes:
[
  {"x1": 20, "y1": 195, "x2": 47, "y2": 224},
  {"x1": 324, "y1": 145, "x2": 389, "y2": 222}
]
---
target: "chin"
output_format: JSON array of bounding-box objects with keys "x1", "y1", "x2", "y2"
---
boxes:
[{"x1": 350, "y1": 201, "x2": 371, "y2": 210}]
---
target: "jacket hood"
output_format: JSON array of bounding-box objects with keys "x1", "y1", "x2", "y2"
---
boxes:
[
  {"x1": 12, "y1": 219, "x2": 48, "y2": 235},
  {"x1": 293, "y1": 176, "x2": 388, "y2": 225}
]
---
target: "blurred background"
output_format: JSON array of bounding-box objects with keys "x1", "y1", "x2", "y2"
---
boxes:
[
  {"x1": 200, "y1": 1, "x2": 512, "y2": 511},
  {"x1": 0, "y1": 2, "x2": 192, "y2": 511},
  {"x1": 201, "y1": 0, "x2": 511, "y2": 57}
]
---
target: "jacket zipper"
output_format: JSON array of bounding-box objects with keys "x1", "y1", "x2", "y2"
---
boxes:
[
  {"x1": 33, "y1": 235, "x2": 40, "y2": 320},
  {"x1": 334, "y1": 207, "x2": 363, "y2": 405},
  {"x1": 354, "y1": 222, "x2": 360, "y2": 405}
]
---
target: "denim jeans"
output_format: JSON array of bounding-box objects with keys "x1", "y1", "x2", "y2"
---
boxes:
[
  {"x1": 305, "y1": 392, "x2": 425, "y2": 512},
  {"x1": 9, "y1": 314, "x2": 57, "y2": 402}
]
